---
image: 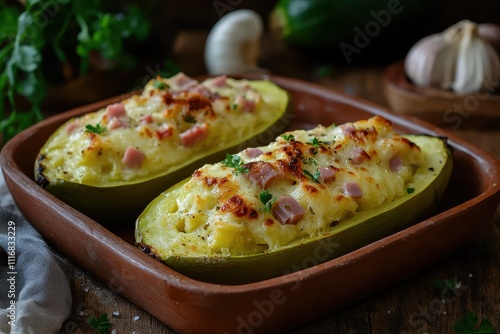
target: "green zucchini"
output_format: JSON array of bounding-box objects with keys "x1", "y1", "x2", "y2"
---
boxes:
[
  {"x1": 135, "y1": 133, "x2": 452, "y2": 285},
  {"x1": 270, "y1": 0, "x2": 429, "y2": 48},
  {"x1": 34, "y1": 75, "x2": 291, "y2": 224}
]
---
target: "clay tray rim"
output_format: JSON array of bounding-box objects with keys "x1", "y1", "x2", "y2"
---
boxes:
[
  {"x1": 2, "y1": 74, "x2": 499, "y2": 293},
  {"x1": 2, "y1": 74, "x2": 500, "y2": 333}
]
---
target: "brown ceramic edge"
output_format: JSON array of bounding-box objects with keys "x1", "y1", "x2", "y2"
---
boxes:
[
  {"x1": 1, "y1": 74, "x2": 499, "y2": 296},
  {"x1": 383, "y1": 61, "x2": 500, "y2": 118}
]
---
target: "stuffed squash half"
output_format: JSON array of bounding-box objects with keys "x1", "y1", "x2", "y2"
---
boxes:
[
  {"x1": 136, "y1": 116, "x2": 453, "y2": 284},
  {"x1": 34, "y1": 73, "x2": 290, "y2": 222}
]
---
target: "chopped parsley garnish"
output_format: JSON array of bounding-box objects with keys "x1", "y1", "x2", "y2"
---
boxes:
[
  {"x1": 260, "y1": 190, "x2": 276, "y2": 211},
  {"x1": 85, "y1": 123, "x2": 107, "y2": 135},
  {"x1": 222, "y1": 154, "x2": 249, "y2": 175},
  {"x1": 406, "y1": 187, "x2": 415, "y2": 194},
  {"x1": 301, "y1": 157, "x2": 317, "y2": 165},
  {"x1": 453, "y1": 312, "x2": 494, "y2": 334},
  {"x1": 304, "y1": 169, "x2": 321, "y2": 183},
  {"x1": 88, "y1": 313, "x2": 112, "y2": 334},
  {"x1": 183, "y1": 115, "x2": 196, "y2": 123},
  {"x1": 430, "y1": 278, "x2": 463, "y2": 297},
  {"x1": 231, "y1": 104, "x2": 238, "y2": 110},
  {"x1": 309, "y1": 137, "x2": 326, "y2": 147},
  {"x1": 281, "y1": 133, "x2": 295, "y2": 141},
  {"x1": 154, "y1": 80, "x2": 168, "y2": 90}
]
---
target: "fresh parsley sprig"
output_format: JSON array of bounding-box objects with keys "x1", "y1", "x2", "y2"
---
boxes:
[
  {"x1": 0, "y1": 1, "x2": 154, "y2": 142},
  {"x1": 222, "y1": 154, "x2": 249, "y2": 175},
  {"x1": 153, "y1": 80, "x2": 168, "y2": 90},
  {"x1": 281, "y1": 133, "x2": 295, "y2": 141},
  {"x1": 431, "y1": 278, "x2": 458, "y2": 292},
  {"x1": 260, "y1": 190, "x2": 276, "y2": 211},
  {"x1": 85, "y1": 122, "x2": 107, "y2": 135},
  {"x1": 88, "y1": 313, "x2": 112, "y2": 334},
  {"x1": 453, "y1": 312, "x2": 495, "y2": 334},
  {"x1": 303, "y1": 169, "x2": 321, "y2": 183},
  {"x1": 309, "y1": 137, "x2": 327, "y2": 147},
  {"x1": 300, "y1": 157, "x2": 317, "y2": 165}
]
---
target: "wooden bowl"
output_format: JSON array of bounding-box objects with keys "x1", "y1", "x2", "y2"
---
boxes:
[{"x1": 384, "y1": 61, "x2": 500, "y2": 128}]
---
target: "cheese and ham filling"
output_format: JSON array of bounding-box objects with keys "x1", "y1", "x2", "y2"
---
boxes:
[
  {"x1": 146, "y1": 116, "x2": 424, "y2": 257},
  {"x1": 40, "y1": 73, "x2": 274, "y2": 186}
]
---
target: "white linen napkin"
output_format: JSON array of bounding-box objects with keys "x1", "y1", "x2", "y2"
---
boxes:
[{"x1": 0, "y1": 169, "x2": 72, "y2": 334}]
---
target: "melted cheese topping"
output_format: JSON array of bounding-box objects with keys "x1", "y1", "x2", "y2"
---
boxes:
[
  {"x1": 39, "y1": 73, "x2": 286, "y2": 186},
  {"x1": 141, "y1": 116, "x2": 424, "y2": 257}
]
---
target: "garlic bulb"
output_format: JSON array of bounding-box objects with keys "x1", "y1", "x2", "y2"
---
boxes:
[
  {"x1": 204, "y1": 9, "x2": 264, "y2": 75},
  {"x1": 404, "y1": 20, "x2": 500, "y2": 94}
]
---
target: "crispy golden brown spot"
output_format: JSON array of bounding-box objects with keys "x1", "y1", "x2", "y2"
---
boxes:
[{"x1": 220, "y1": 195, "x2": 258, "y2": 219}]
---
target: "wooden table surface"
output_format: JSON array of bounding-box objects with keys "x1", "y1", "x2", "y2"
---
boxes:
[{"x1": 58, "y1": 32, "x2": 500, "y2": 334}]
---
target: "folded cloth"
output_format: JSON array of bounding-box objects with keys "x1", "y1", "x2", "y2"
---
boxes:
[{"x1": 1, "y1": 169, "x2": 72, "y2": 333}]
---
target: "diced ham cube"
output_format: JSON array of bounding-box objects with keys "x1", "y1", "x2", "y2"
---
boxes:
[
  {"x1": 344, "y1": 181, "x2": 363, "y2": 199},
  {"x1": 156, "y1": 126, "x2": 173, "y2": 140},
  {"x1": 173, "y1": 73, "x2": 198, "y2": 88},
  {"x1": 179, "y1": 124, "x2": 208, "y2": 147},
  {"x1": 244, "y1": 147, "x2": 263, "y2": 158},
  {"x1": 212, "y1": 75, "x2": 227, "y2": 87},
  {"x1": 106, "y1": 103, "x2": 126, "y2": 118},
  {"x1": 209, "y1": 92, "x2": 222, "y2": 102},
  {"x1": 319, "y1": 167, "x2": 336, "y2": 183},
  {"x1": 245, "y1": 161, "x2": 279, "y2": 188},
  {"x1": 350, "y1": 147, "x2": 370, "y2": 164},
  {"x1": 272, "y1": 196, "x2": 305, "y2": 225},
  {"x1": 341, "y1": 124, "x2": 356, "y2": 136},
  {"x1": 389, "y1": 155, "x2": 403, "y2": 172},
  {"x1": 122, "y1": 147, "x2": 146, "y2": 168},
  {"x1": 140, "y1": 115, "x2": 153, "y2": 124},
  {"x1": 189, "y1": 85, "x2": 211, "y2": 98},
  {"x1": 108, "y1": 117, "x2": 128, "y2": 130},
  {"x1": 241, "y1": 99, "x2": 256, "y2": 113},
  {"x1": 65, "y1": 120, "x2": 80, "y2": 134}
]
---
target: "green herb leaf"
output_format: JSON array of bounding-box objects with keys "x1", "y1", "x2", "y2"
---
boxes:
[
  {"x1": 0, "y1": 1, "x2": 156, "y2": 143},
  {"x1": 300, "y1": 157, "x2": 317, "y2": 165},
  {"x1": 281, "y1": 133, "x2": 295, "y2": 141},
  {"x1": 406, "y1": 187, "x2": 415, "y2": 194},
  {"x1": 260, "y1": 190, "x2": 276, "y2": 212},
  {"x1": 88, "y1": 313, "x2": 112, "y2": 334},
  {"x1": 153, "y1": 80, "x2": 168, "y2": 90},
  {"x1": 304, "y1": 169, "x2": 321, "y2": 183},
  {"x1": 431, "y1": 278, "x2": 457, "y2": 291},
  {"x1": 309, "y1": 137, "x2": 327, "y2": 148},
  {"x1": 14, "y1": 45, "x2": 41, "y2": 72},
  {"x1": 454, "y1": 312, "x2": 495, "y2": 334},
  {"x1": 222, "y1": 154, "x2": 249, "y2": 175},
  {"x1": 183, "y1": 115, "x2": 196, "y2": 123},
  {"x1": 85, "y1": 123, "x2": 107, "y2": 135}
]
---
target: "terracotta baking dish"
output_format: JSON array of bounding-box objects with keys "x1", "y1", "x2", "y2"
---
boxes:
[{"x1": 1, "y1": 74, "x2": 499, "y2": 334}]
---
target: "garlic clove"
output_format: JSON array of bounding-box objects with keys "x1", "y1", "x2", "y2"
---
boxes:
[
  {"x1": 478, "y1": 23, "x2": 500, "y2": 55},
  {"x1": 452, "y1": 22, "x2": 500, "y2": 94},
  {"x1": 404, "y1": 33, "x2": 458, "y2": 89},
  {"x1": 204, "y1": 9, "x2": 265, "y2": 75}
]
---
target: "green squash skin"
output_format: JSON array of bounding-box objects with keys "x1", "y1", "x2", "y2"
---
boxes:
[
  {"x1": 270, "y1": 0, "x2": 429, "y2": 48},
  {"x1": 34, "y1": 81, "x2": 292, "y2": 225},
  {"x1": 135, "y1": 135, "x2": 453, "y2": 285}
]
